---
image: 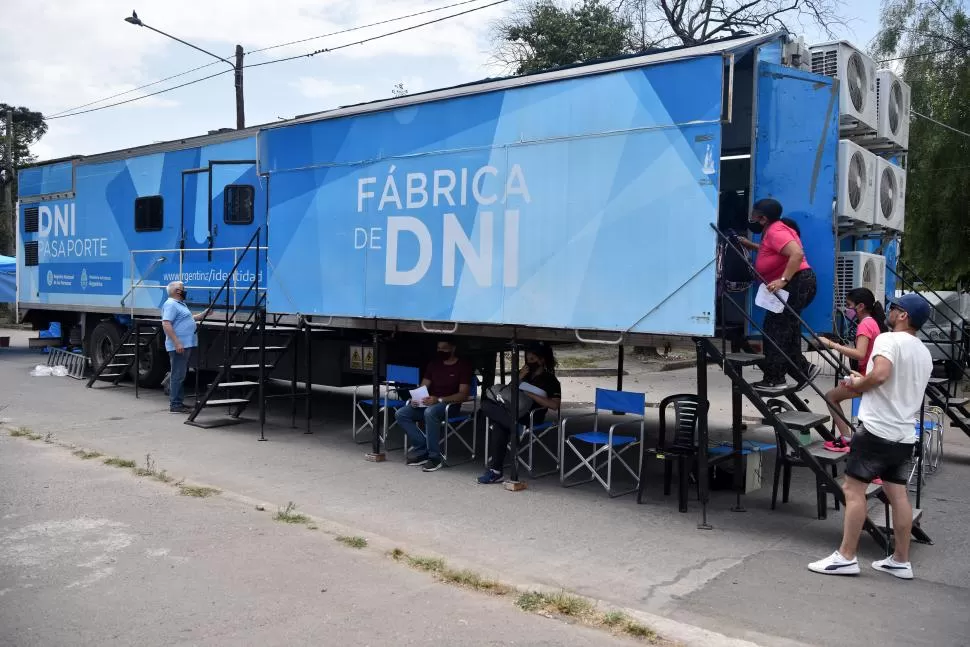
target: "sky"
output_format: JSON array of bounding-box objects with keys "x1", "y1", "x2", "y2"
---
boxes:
[{"x1": 0, "y1": 0, "x2": 883, "y2": 162}]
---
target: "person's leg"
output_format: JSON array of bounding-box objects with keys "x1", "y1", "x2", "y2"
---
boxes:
[
  {"x1": 423, "y1": 402, "x2": 449, "y2": 460},
  {"x1": 395, "y1": 404, "x2": 427, "y2": 455},
  {"x1": 837, "y1": 476, "x2": 870, "y2": 560},
  {"x1": 825, "y1": 384, "x2": 856, "y2": 438},
  {"x1": 783, "y1": 271, "x2": 817, "y2": 381},
  {"x1": 881, "y1": 482, "x2": 913, "y2": 564},
  {"x1": 760, "y1": 310, "x2": 789, "y2": 384},
  {"x1": 481, "y1": 398, "x2": 514, "y2": 472},
  {"x1": 168, "y1": 350, "x2": 189, "y2": 410}
]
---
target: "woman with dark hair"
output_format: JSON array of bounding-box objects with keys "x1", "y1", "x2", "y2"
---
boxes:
[
  {"x1": 819, "y1": 287, "x2": 888, "y2": 448},
  {"x1": 736, "y1": 198, "x2": 820, "y2": 389},
  {"x1": 477, "y1": 342, "x2": 561, "y2": 484}
]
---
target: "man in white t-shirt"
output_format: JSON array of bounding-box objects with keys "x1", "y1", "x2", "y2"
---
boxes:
[{"x1": 809, "y1": 293, "x2": 932, "y2": 580}]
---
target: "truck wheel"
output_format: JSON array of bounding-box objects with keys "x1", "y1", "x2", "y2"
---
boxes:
[
  {"x1": 88, "y1": 320, "x2": 124, "y2": 375},
  {"x1": 132, "y1": 338, "x2": 169, "y2": 388}
]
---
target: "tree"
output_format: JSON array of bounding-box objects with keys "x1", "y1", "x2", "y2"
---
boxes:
[
  {"x1": 872, "y1": 0, "x2": 970, "y2": 286},
  {"x1": 0, "y1": 104, "x2": 48, "y2": 257},
  {"x1": 493, "y1": 0, "x2": 632, "y2": 74},
  {"x1": 494, "y1": 0, "x2": 848, "y2": 73}
]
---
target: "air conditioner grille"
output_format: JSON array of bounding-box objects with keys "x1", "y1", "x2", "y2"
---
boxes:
[
  {"x1": 811, "y1": 49, "x2": 838, "y2": 77},
  {"x1": 848, "y1": 151, "x2": 865, "y2": 211},
  {"x1": 879, "y1": 166, "x2": 897, "y2": 221},
  {"x1": 889, "y1": 80, "x2": 902, "y2": 134},
  {"x1": 846, "y1": 52, "x2": 867, "y2": 112}
]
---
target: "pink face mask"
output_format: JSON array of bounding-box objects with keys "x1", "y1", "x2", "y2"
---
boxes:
[{"x1": 843, "y1": 307, "x2": 857, "y2": 321}]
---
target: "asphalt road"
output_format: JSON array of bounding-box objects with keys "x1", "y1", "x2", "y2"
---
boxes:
[{"x1": 0, "y1": 434, "x2": 639, "y2": 647}]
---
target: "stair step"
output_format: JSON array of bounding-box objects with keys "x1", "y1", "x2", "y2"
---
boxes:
[
  {"x1": 928, "y1": 377, "x2": 949, "y2": 386},
  {"x1": 106, "y1": 363, "x2": 130, "y2": 368},
  {"x1": 876, "y1": 506, "x2": 923, "y2": 529},
  {"x1": 754, "y1": 382, "x2": 798, "y2": 396},
  {"x1": 725, "y1": 352, "x2": 764, "y2": 367},
  {"x1": 114, "y1": 353, "x2": 136, "y2": 358},
  {"x1": 217, "y1": 381, "x2": 260, "y2": 388},
  {"x1": 775, "y1": 410, "x2": 829, "y2": 432},
  {"x1": 806, "y1": 441, "x2": 851, "y2": 463},
  {"x1": 951, "y1": 416, "x2": 970, "y2": 429},
  {"x1": 243, "y1": 346, "x2": 287, "y2": 351},
  {"x1": 222, "y1": 364, "x2": 275, "y2": 370},
  {"x1": 203, "y1": 398, "x2": 250, "y2": 407},
  {"x1": 99, "y1": 373, "x2": 125, "y2": 378},
  {"x1": 945, "y1": 397, "x2": 969, "y2": 407}
]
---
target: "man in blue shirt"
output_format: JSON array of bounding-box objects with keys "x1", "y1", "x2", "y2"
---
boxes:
[{"x1": 161, "y1": 281, "x2": 208, "y2": 413}]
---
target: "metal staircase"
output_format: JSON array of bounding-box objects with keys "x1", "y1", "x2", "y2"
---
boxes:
[
  {"x1": 86, "y1": 321, "x2": 164, "y2": 388},
  {"x1": 709, "y1": 225, "x2": 933, "y2": 554},
  {"x1": 183, "y1": 229, "x2": 312, "y2": 440}
]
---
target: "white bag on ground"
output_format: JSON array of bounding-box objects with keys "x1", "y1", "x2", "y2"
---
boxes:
[
  {"x1": 51, "y1": 365, "x2": 69, "y2": 377},
  {"x1": 30, "y1": 365, "x2": 53, "y2": 377}
]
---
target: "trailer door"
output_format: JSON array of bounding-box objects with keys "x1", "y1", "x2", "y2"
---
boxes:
[
  {"x1": 209, "y1": 161, "x2": 265, "y2": 310},
  {"x1": 751, "y1": 62, "x2": 839, "y2": 334},
  {"x1": 179, "y1": 168, "x2": 211, "y2": 308}
]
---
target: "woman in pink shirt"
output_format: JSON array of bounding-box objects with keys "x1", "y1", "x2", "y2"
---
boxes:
[
  {"x1": 819, "y1": 287, "x2": 888, "y2": 447},
  {"x1": 737, "y1": 199, "x2": 818, "y2": 388}
]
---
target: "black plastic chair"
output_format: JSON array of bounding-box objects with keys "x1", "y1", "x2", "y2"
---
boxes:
[{"x1": 638, "y1": 394, "x2": 709, "y2": 513}]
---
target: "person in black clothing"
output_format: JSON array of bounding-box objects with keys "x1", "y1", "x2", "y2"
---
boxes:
[{"x1": 477, "y1": 343, "x2": 562, "y2": 484}]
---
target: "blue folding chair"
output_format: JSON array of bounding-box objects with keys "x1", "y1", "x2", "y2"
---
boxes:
[
  {"x1": 484, "y1": 406, "x2": 562, "y2": 478},
  {"x1": 352, "y1": 364, "x2": 421, "y2": 448},
  {"x1": 560, "y1": 388, "x2": 646, "y2": 497}
]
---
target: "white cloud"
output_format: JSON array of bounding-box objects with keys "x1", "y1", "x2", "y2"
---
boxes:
[{"x1": 291, "y1": 78, "x2": 366, "y2": 101}]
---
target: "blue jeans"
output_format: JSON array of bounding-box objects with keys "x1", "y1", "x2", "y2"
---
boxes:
[
  {"x1": 168, "y1": 347, "x2": 194, "y2": 409},
  {"x1": 395, "y1": 402, "x2": 447, "y2": 459}
]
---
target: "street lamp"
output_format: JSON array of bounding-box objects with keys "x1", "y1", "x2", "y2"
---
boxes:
[{"x1": 124, "y1": 11, "x2": 245, "y2": 130}]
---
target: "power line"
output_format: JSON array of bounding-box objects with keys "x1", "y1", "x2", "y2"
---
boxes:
[
  {"x1": 47, "y1": 61, "x2": 224, "y2": 118},
  {"x1": 46, "y1": 70, "x2": 232, "y2": 120},
  {"x1": 245, "y1": 0, "x2": 511, "y2": 69},
  {"x1": 913, "y1": 110, "x2": 970, "y2": 139},
  {"x1": 45, "y1": 0, "x2": 509, "y2": 121},
  {"x1": 246, "y1": 0, "x2": 496, "y2": 55},
  {"x1": 45, "y1": 0, "x2": 499, "y2": 120},
  {"x1": 879, "y1": 46, "x2": 966, "y2": 62}
]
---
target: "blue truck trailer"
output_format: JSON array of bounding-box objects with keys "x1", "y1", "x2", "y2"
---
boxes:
[{"x1": 16, "y1": 31, "x2": 852, "y2": 388}]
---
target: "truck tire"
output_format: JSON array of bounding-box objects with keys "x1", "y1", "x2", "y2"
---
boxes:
[
  {"x1": 132, "y1": 337, "x2": 169, "y2": 388},
  {"x1": 88, "y1": 320, "x2": 124, "y2": 375}
]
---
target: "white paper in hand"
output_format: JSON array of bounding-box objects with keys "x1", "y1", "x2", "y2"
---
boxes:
[
  {"x1": 409, "y1": 385, "x2": 430, "y2": 407},
  {"x1": 755, "y1": 283, "x2": 789, "y2": 314},
  {"x1": 518, "y1": 382, "x2": 547, "y2": 398}
]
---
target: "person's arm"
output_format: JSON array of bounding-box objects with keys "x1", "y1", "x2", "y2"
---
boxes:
[
  {"x1": 845, "y1": 356, "x2": 892, "y2": 393},
  {"x1": 192, "y1": 308, "x2": 212, "y2": 322},
  {"x1": 822, "y1": 333, "x2": 871, "y2": 361},
  {"x1": 767, "y1": 240, "x2": 805, "y2": 293},
  {"x1": 434, "y1": 383, "x2": 470, "y2": 404},
  {"x1": 160, "y1": 303, "x2": 184, "y2": 354},
  {"x1": 523, "y1": 391, "x2": 560, "y2": 410},
  {"x1": 735, "y1": 237, "x2": 760, "y2": 252}
]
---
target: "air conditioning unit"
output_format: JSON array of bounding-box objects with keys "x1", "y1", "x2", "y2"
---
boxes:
[
  {"x1": 873, "y1": 156, "x2": 906, "y2": 231},
  {"x1": 810, "y1": 41, "x2": 878, "y2": 133},
  {"x1": 836, "y1": 251, "x2": 887, "y2": 308},
  {"x1": 874, "y1": 69, "x2": 911, "y2": 150},
  {"x1": 836, "y1": 140, "x2": 876, "y2": 227}
]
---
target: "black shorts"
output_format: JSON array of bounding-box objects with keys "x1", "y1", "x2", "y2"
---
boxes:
[{"x1": 845, "y1": 426, "x2": 915, "y2": 485}]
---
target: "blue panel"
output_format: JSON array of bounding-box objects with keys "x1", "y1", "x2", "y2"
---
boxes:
[
  {"x1": 752, "y1": 63, "x2": 839, "y2": 334},
  {"x1": 756, "y1": 41, "x2": 783, "y2": 65},
  {"x1": 594, "y1": 388, "x2": 645, "y2": 415},
  {"x1": 18, "y1": 161, "x2": 74, "y2": 196},
  {"x1": 387, "y1": 364, "x2": 421, "y2": 384},
  {"x1": 883, "y1": 238, "x2": 899, "y2": 301},
  {"x1": 266, "y1": 57, "x2": 723, "y2": 335}
]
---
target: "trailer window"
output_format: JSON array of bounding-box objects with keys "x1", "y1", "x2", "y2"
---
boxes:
[
  {"x1": 224, "y1": 185, "x2": 255, "y2": 225},
  {"x1": 134, "y1": 196, "x2": 164, "y2": 232}
]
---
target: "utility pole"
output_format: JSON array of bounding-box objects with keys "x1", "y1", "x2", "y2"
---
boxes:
[
  {"x1": 1, "y1": 110, "x2": 14, "y2": 257},
  {"x1": 234, "y1": 45, "x2": 245, "y2": 130},
  {"x1": 125, "y1": 12, "x2": 245, "y2": 130}
]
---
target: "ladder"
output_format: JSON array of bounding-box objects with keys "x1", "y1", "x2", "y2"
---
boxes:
[{"x1": 86, "y1": 321, "x2": 163, "y2": 388}]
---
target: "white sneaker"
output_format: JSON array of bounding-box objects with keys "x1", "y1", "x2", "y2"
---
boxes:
[
  {"x1": 808, "y1": 551, "x2": 860, "y2": 576},
  {"x1": 872, "y1": 556, "x2": 914, "y2": 580}
]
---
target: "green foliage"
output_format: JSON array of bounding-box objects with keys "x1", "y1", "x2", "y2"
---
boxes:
[
  {"x1": 495, "y1": 0, "x2": 631, "y2": 74},
  {"x1": 873, "y1": 0, "x2": 970, "y2": 286},
  {"x1": 0, "y1": 103, "x2": 48, "y2": 168}
]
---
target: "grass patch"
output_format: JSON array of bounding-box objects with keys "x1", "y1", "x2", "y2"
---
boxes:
[
  {"x1": 9, "y1": 427, "x2": 31, "y2": 437},
  {"x1": 153, "y1": 470, "x2": 174, "y2": 484},
  {"x1": 515, "y1": 591, "x2": 659, "y2": 642},
  {"x1": 391, "y1": 549, "x2": 509, "y2": 595},
  {"x1": 336, "y1": 535, "x2": 367, "y2": 549},
  {"x1": 178, "y1": 485, "x2": 221, "y2": 498},
  {"x1": 44, "y1": 432, "x2": 54, "y2": 443},
  {"x1": 558, "y1": 355, "x2": 599, "y2": 369},
  {"x1": 72, "y1": 450, "x2": 103, "y2": 460},
  {"x1": 133, "y1": 454, "x2": 158, "y2": 477},
  {"x1": 274, "y1": 501, "x2": 310, "y2": 524},
  {"x1": 103, "y1": 457, "x2": 136, "y2": 468}
]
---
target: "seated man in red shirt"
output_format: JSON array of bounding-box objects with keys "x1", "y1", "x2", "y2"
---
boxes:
[{"x1": 395, "y1": 340, "x2": 474, "y2": 473}]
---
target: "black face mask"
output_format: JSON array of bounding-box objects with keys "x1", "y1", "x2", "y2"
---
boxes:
[
  {"x1": 747, "y1": 221, "x2": 764, "y2": 235},
  {"x1": 437, "y1": 350, "x2": 452, "y2": 360},
  {"x1": 526, "y1": 361, "x2": 540, "y2": 371}
]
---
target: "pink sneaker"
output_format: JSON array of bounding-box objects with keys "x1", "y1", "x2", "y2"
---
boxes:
[{"x1": 824, "y1": 437, "x2": 851, "y2": 453}]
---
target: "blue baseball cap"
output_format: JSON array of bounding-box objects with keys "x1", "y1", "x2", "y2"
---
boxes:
[{"x1": 892, "y1": 293, "x2": 931, "y2": 329}]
